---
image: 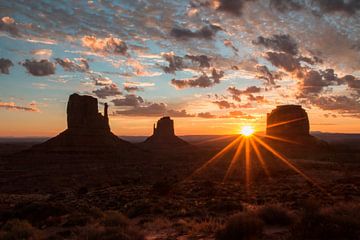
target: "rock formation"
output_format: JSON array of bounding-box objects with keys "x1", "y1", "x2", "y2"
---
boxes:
[
  {"x1": 266, "y1": 105, "x2": 309, "y2": 137},
  {"x1": 31, "y1": 93, "x2": 132, "y2": 153},
  {"x1": 265, "y1": 105, "x2": 327, "y2": 157},
  {"x1": 143, "y1": 116, "x2": 188, "y2": 147},
  {"x1": 67, "y1": 94, "x2": 109, "y2": 131}
]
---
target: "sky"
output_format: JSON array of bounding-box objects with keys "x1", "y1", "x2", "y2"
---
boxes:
[{"x1": 0, "y1": 0, "x2": 360, "y2": 137}]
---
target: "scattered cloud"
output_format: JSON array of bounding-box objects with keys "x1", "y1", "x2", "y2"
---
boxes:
[
  {"x1": 197, "y1": 112, "x2": 216, "y2": 118},
  {"x1": 112, "y1": 94, "x2": 144, "y2": 107},
  {"x1": 0, "y1": 58, "x2": 13, "y2": 74},
  {"x1": 253, "y1": 34, "x2": 298, "y2": 55},
  {"x1": 55, "y1": 58, "x2": 89, "y2": 72},
  {"x1": 0, "y1": 101, "x2": 39, "y2": 112},
  {"x1": 81, "y1": 36, "x2": 128, "y2": 55},
  {"x1": 170, "y1": 24, "x2": 222, "y2": 40},
  {"x1": 171, "y1": 68, "x2": 224, "y2": 89},
  {"x1": 212, "y1": 100, "x2": 237, "y2": 109},
  {"x1": 92, "y1": 83, "x2": 122, "y2": 99},
  {"x1": 115, "y1": 102, "x2": 193, "y2": 117},
  {"x1": 220, "y1": 110, "x2": 255, "y2": 119},
  {"x1": 21, "y1": 59, "x2": 56, "y2": 76},
  {"x1": 31, "y1": 49, "x2": 53, "y2": 58}
]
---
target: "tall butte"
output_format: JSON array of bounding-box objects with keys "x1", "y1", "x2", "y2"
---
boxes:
[
  {"x1": 143, "y1": 116, "x2": 188, "y2": 147},
  {"x1": 31, "y1": 93, "x2": 132, "y2": 153},
  {"x1": 265, "y1": 104, "x2": 327, "y2": 156},
  {"x1": 266, "y1": 105, "x2": 310, "y2": 137}
]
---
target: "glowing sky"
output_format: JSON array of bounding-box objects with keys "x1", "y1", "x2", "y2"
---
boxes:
[{"x1": 0, "y1": 0, "x2": 360, "y2": 136}]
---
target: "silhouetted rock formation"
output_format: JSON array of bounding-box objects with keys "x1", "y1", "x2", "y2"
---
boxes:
[
  {"x1": 265, "y1": 105, "x2": 328, "y2": 157},
  {"x1": 143, "y1": 116, "x2": 188, "y2": 147},
  {"x1": 30, "y1": 93, "x2": 132, "y2": 153},
  {"x1": 266, "y1": 105, "x2": 309, "y2": 137},
  {"x1": 67, "y1": 94, "x2": 109, "y2": 130}
]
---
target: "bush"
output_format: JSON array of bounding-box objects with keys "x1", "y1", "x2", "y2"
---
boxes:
[
  {"x1": 0, "y1": 219, "x2": 40, "y2": 240},
  {"x1": 101, "y1": 211, "x2": 129, "y2": 227},
  {"x1": 84, "y1": 226, "x2": 144, "y2": 240},
  {"x1": 290, "y1": 202, "x2": 360, "y2": 240},
  {"x1": 216, "y1": 212, "x2": 264, "y2": 240},
  {"x1": 81, "y1": 211, "x2": 144, "y2": 240},
  {"x1": 257, "y1": 204, "x2": 294, "y2": 226}
]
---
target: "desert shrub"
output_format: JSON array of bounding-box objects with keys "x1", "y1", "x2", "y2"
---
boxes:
[
  {"x1": 101, "y1": 211, "x2": 129, "y2": 227},
  {"x1": 187, "y1": 218, "x2": 224, "y2": 237},
  {"x1": 216, "y1": 212, "x2": 264, "y2": 240},
  {"x1": 256, "y1": 204, "x2": 294, "y2": 226},
  {"x1": 81, "y1": 211, "x2": 144, "y2": 240},
  {"x1": 290, "y1": 202, "x2": 360, "y2": 240},
  {"x1": 152, "y1": 179, "x2": 173, "y2": 196},
  {"x1": 62, "y1": 212, "x2": 92, "y2": 227},
  {"x1": 84, "y1": 226, "x2": 144, "y2": 240},
  {"x1": 0, "y1": 219, "x2": 40, "y2": 240},
  {"x1": 10, "y1": 201, "x2": 69, "y2": 226}
]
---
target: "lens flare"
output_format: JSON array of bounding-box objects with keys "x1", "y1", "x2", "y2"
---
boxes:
[{"x1": 240, "y1": 126, "x2": 254, "y2": 137}]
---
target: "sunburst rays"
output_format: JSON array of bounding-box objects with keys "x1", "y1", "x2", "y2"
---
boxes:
[{"x1": 188, "y1": 129, "x2": 329, "y2": 196}]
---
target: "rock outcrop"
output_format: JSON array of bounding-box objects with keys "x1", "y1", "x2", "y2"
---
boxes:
[
  {"x1": 266, "y1": 105, "x2": 309, "y2": 137},
  {"x1": 67, "y1": 94, "x2": 109, "y2": 131},
  {"x1": 265, "y1": 105, "x2": 328, "y2": 157},
  {"x1": 143, "y1": 116, "x2": 188, "y2": 147},
  {"x1": 31, "y1": 93, "x2": 132, "y2": 153}
]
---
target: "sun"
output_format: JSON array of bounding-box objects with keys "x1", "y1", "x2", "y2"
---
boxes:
[{"x1": 240, "y1": 126, "x2": 254, "y2": 137}]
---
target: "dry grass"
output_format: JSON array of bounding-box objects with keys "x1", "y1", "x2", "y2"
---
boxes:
[
  {"x1": 256, "y1": 204, "x2": 295, "y2": 226},
  {"x1": 290, "y1": 201, "x2": 360, "y2": 240},
  {"x1": 216, "y1": 212, "x2": 264, "y2": 240},
  {"x1": 0, "y1": 219, "x2": 40, "y2": 240}
]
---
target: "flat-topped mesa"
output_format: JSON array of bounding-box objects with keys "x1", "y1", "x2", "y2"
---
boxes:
[
  {"x1": 29, "y1": 93, "x2": 133, "y2": 153},
  {"x1": 266, "y1": 105, "x2": 310, "y2": 137},
  {"x1": 143, "y1": 116, "x2": 188, "y2": 147},
  {"x1": 153, "y1": 116, "x2": 175, "y2": 137},
  {"x1": 67, "y1": 93, "x2": 109, "y2": 131}
]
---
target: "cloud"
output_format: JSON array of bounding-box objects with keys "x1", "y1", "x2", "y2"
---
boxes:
[
  {"x1": 171, "y1": 68, "x2": 224, "y2": 89},
  {"x1": 161, "y1": 52, "x2": 211, "y2": 74},
  {"x1": 0, "y1": 16, "x2": 20, "y2": 37},
  {"x1": 253, "y1": 34, "x2": 298, "y2": 55},
  {"x1": 111, "y1": 94, "x2": 144, "y2": 107},
  {"x1": 185, "y1": 54, "x2": 211, "y2": 68},
  {"x1": 170, "y1": 24, "x2": 222, "y2": 40},
  {"x1": 310, "y1": 95, "x2": 360, "y2": 117},
  {"x1": 265, "y1": 52, "x2": 302, "y2": 73},
  {"x1": 299, "y1": 68, "x2": 342, "y2": 95},
  {"x1": 343, "y1": 75, "x2": 360, "y2": 92},
  {"x1": 247, "y1": 94, "x2": 266, "y2": 103},
  {"x1": 55, "y1": 58, "x2": 89, "y2": 72},
  {"x1": 31, "y1": 49, "x2": 53, "y2": 58},
  {"x1": 269, "y1": 0, "x2": 302, "y2": 12},
  {"x1": 162, "y1": 52, "x2": 185, "y2": 73},
  {"x1": 228, "y1": 86, "x2": 261, "y2": 95},
  {"x1": 81, "y1": 36, "x2": 128, "y2": 55},
  {"x1": 0, "y1": 101, "x2": 39, "y2": 112},
  {"x1": 316, "y1": 0, "x2": 360, "y2": 15},
  {"x1": 22, "y1": 59, "x2": 55, "y2": 76},
  {"x1": 115, "y1": 102, "x2": 193, "y2": 117},
  {"x1": 92, "y1": 84, "x2": 122, "y2": 99},
  {"x1": 0, "y1": 58, "x2": 13, "y2": 74},
  {"x1": 124, "y1": 81, "x2": 155, "y2": 87},
  {"x1": 124, "y1": 85, "x2": 143, "y2": 92},
  {"x1": 220, "y1": 110, "x2": 255, "y2": 119},
  {"x1": 213, "y1": 0, "x2": 255, "y2": 16},
  {"x1": 212, "y1": 100, "x2": 237, "y2": 109},
  {"x1": 89, "y1": 74, "x2": 113, "y2": 86},
  {"x1": 197, "y1": 112, "x2": 216, "y2": 118},
  {"x1": 256, "y1": 65, "x2": 283, "y2": 85}
]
